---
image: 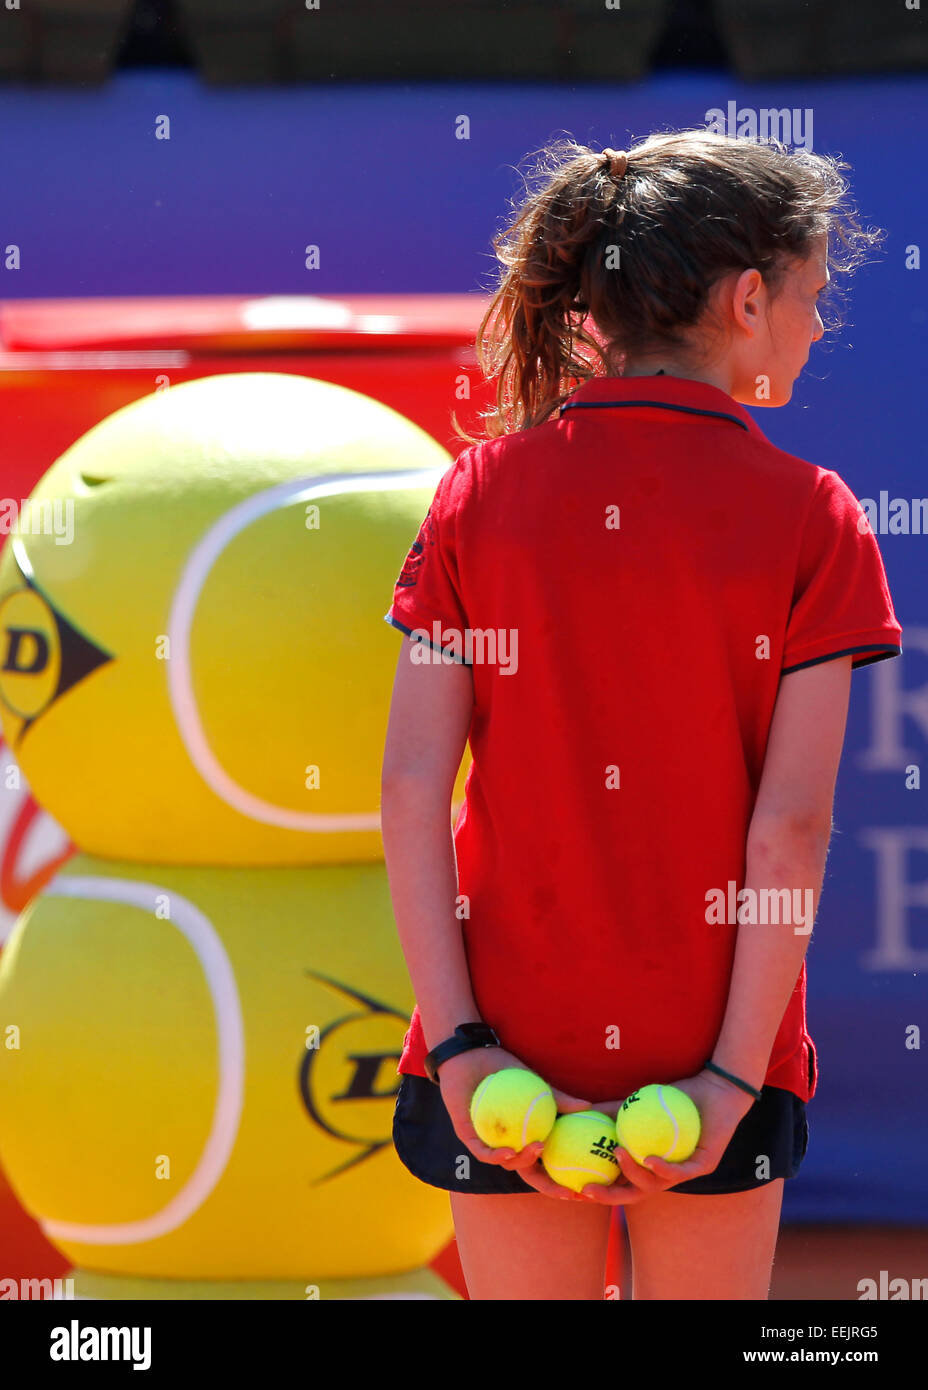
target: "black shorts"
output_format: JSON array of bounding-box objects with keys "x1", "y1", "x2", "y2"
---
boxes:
[{"x1": 392, "y1": 1072, "x2": 809, "y2": 1197}]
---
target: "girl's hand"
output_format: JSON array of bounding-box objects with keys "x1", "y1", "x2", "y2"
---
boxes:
[
  {"x1": 437, "y1": 1048, "x2": 593, "y2": 1194},
  {"x1": 572, "y1": 1070, "x2": 757, "y2": 1205}
]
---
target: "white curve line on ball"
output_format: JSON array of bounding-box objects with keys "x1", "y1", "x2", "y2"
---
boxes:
[
  {"x1": 166, "y1": 468, "x2": 442, "y2": 832},
  {"x1": 38, "y1": 874, "x2": 245, "y2": 1246},
  {"x1": 521, "y1": 1092, "x2": 550, "y2": 1149},
  {"x1": 655, "y1": 1086, "x2": 679, "y2": 1159}
]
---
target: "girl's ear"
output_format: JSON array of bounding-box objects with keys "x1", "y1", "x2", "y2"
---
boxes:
[{"x1": 731, "y1": 267, "x2": 766, "y2": 337}]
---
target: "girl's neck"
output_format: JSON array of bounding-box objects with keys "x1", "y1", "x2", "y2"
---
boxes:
[{"x1": 611, "y1": 354, "x2": 735, "y2": 397}]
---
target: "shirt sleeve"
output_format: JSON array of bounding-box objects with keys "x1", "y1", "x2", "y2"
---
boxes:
[
  {"x1": 384, "y1": 448, "x2": 472, "y2": 663},
  {"x1": 782, "y1": 469, "x2": 903, "y2": 675}
]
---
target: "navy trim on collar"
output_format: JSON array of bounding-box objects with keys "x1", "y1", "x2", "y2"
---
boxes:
[{"x1": 559, "y1": 397, "x2": 751, "y2": 433}]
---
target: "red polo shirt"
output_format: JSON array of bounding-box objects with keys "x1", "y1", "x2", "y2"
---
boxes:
[{"x1": 384, "y1": 374, "x2": 903, "y2": 1104}]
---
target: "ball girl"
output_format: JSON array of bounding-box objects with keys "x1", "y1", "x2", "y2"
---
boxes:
[{"x1": 381, "y1": 129, "x2": 902, "y2": 1300}]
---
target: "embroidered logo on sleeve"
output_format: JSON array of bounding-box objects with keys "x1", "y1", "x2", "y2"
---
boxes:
[{"x1": 396, "y1": 509, "x2": 435, "y2": 588}]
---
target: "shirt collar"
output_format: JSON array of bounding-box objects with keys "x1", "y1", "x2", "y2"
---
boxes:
[{"x1": 558, "y1": 374, "x2": 767, "y2": 441}]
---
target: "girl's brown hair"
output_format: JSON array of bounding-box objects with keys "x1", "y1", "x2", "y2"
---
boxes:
[{"x1": 455, "y1": 128, "x2": 882, "y2": 442}]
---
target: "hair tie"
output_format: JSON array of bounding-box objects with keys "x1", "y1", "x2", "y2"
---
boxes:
[{"x1": 600, "y1": 147, "x2": 628, "y2": 180}]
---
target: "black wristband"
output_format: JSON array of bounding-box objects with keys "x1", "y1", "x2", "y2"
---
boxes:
[
  {"x1": 423, "y1": 1023, "x2": 501, "y2": 1084},
  {"x1": 704, "y1": 1060, "x2": 763, "y2": 1102}
]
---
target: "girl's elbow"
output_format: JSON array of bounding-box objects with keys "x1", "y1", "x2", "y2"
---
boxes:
[
  {"x1": 381, "y1": 761, "x2": 450, "y2": 819},
  {"x1": 381, "y1": 761, "x2": 428, "y2": 804}
]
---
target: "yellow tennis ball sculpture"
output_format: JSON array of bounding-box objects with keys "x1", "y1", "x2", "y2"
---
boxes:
[
  {"x1": 0, "y1": 372, "x2": 467, "y2": 865},
  {"x1": 541, "y1": 1111, "x2": 620, "y2": 1192},
  {"x1": 0, "y1": 854, "x2": 453, "y2": 1284},
  {"x1": 0, "y1": 373, "x2": 471, "y2": 1297},
  {"x1": 615, "y1": 1084, "x2": 701, "y2": 1164},
  {"x1": 469, "y1": 1069, "x2": 557, "y2": 1151}
]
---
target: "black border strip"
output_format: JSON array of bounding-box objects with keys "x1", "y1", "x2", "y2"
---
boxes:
[
  {"x1": 383, "y1": 613, "x2": 471, "y2": 665},
  {"x1": 782, "y1": 643, "x2": 902, "y2": 675},
  {"x1": 560, "y1": 398, "x2": 751, "y2": 432}
]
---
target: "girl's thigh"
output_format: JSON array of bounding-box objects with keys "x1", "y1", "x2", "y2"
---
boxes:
[
  {"x1": 624, "y1": 1179, "x2": 785, "y2": 1300},
  {"x1": 450, "y1": 1190, "x2": 612, "y2": 1300}
]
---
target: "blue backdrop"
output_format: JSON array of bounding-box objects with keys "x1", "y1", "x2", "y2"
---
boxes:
[{"x1": 2, "y1": 68, "x2": 925, "y2": 1223}]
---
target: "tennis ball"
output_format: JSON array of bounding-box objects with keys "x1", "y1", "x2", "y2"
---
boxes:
[
  {"x1": 615, "y1": 1084, "x2": 701, "y2": 1164},
  {"x1": 0, "y1": 372, "x2": 469, "y2": 864},
  {"x1": 469, "y1": 1068, "x2": 557, "y2": 1151},
  {"x1": 0, "y1": 853, "x2": 453, "y2": 1280},
  {"x1": 541, "y1": 1111, "x2": 619, "y2": 1192}
]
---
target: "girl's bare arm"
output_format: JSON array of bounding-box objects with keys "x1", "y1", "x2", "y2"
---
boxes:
[
  {"x1": 380, "y1": 640, "x2": 480, "y2": 1052},
  {"x1": 711, "y1": 655, "x2": 854, "y2": 1088}
]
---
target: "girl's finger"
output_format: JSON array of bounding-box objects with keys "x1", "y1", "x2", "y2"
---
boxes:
[
  {"x1": 636, "y1": 1156, "x2": 680, "y2": 1182},
  {"x1": 456, "y1": 1131, "x2": 516, "y2": 1165},
  {"x1": 458, "y1": 1132, "x2": 546, "y2": 1169},
  {"x1": 641, "y1": 1151, "x2": 715, "y2": 1185},
  {"x1": 499, "y1": 1141, "x2": 547, "y2": 1169},
  {"x1": 519, "y1": 1170, "x2": 587, "y2": 1201},
  {"x1": 485, "y1": 1140, "x2": 545, "y2": 1170},
  {"x1": 614, "y1": 1146, "x2": 666, "y2": 1192}
]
